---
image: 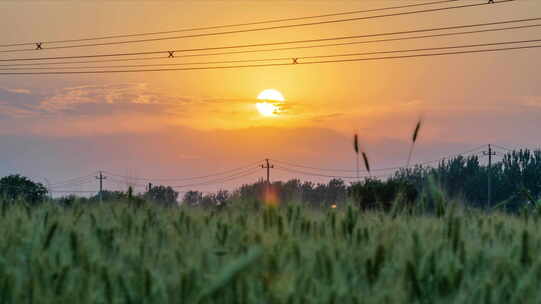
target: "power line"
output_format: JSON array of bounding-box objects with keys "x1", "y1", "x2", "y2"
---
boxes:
[
  {"x1": 171, "y1": 168, "x2": 261, "y2": 188},
  {"x1": 106, "y1": 176, "x2": 148, "y2": 188},
  {"x1": 271, "y1": 144, "x2": 488, "y2": 174},
  {"x1": 74, "y1": 23, "x2": 541, "y2": 60},
  {"x1": 491, "y1": 144, "x2": 515, "y2": 152},
  {"x1": 39, "y1": 144, "x2": 529, "y2": 193},
  {"x1": 49, "y1": 179, "x2": 96, "y2": 188},
  {"x1": 103, "y1": 160, "x2": 262, "y2": 182},
  {"x1": 271, "y1": 159, "x2": 396, "y2": 173},
  {"x1": 3, "y1": 21, "x2": 541, "y2": 69},
  {"x1": 274, "y1": 166, "x2": 392, "y2": 179},
  {"x1": 3, "y1": 37, "x2": 541, "y2": 71},
  {"x1": 0, "y1": 58, "x2": 288, "y2": 70},
  {"x1": 49, "y1": 174, "x2": 98, "y2": 187},
  {"x1": 1, "y1": 43, "x2": 540, "y2": 75},
  {"x1": 0, "y1": 0, "x2": 509, "y2": 50},
  {"x1": 47, "y1": 145, "x2": 491, "y2": 192},
  {"x1": 274, "y1": 166, "x2": 362, "y2": 179},
  {"x1": 0, "y1": 0, "x2": 464, "y2": 48},
  {"x1": 49, "y1": 190, "x2": 97, "y2": 193},
  {"x1": 0, "y1": 56, "x2": 168, "y2": 68},
  {"x1": 412, "y1": 145, "x2": 487, "y2": 166},
  {"x1": 3, "y1": 16, "x2": 538, "y2": 62}
]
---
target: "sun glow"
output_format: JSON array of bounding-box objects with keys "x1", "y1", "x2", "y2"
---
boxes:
[{"x1": 256, "y1": 89, "x2": 284, "y2": 117}]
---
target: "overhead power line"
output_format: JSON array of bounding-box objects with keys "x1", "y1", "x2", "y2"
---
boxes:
[
  {"x1": 49, "y1": 173, "x2": 98, "y2": 187},
  {"x1": 106, "y1": 176, "x2": 148, "y2": 188},
  {"x1": 2, "y1": 16, "x2": 538, "y2": 63},
  {"x1": 411, "y1": 145, "x2": 487, "y2": 166},
  {"x1": 171, "y1": 168, "x2": 261, "y2": 188},
  {"x1": 0, "y1": 0, "x2": 509, "y2": 50},
  {"x1": 49, "y1": 179, "x2": 96, "y2": 188},
  {"x1": 271, "y1": 144, "x2": 488, "y2": 174},
  {"x1": 2, "y1": 38, "x2": 540, "y2": 71},
  {"x1": 272, "y1": 159, "x2": 399, "y2": 173},
  {"x1": 274, "y1": 166, "x2": 392, "y2": 179},
  {"x1": 150, "y1": 22, "x2": 541, "y2": 60},
  {"x1": 1, "y1": 43, "x2": 540, "y2": 75},
  {"x1": 491, "y1": 144, "x2": 516, "y2": 152},
  {"x1": 43, "y1": 144, "x2": 525, "y2": 193},
  {"x1": 103, "y1": 160, "x2": 262, "y2": 182},
  {"x1": 0, "y1": 0, "x2": 463, "y2": 48},
  {"x1": 49, "y1": 190, "x2": 98, "y2": 193},
  {"x1": 0, "y1": 58, "x2": 288, "y2": 70},
  {"x1": 2, "y1": 21, "x2": 540, "y2": 69},
  {"x1": 275, "y1": 166, "x2": 364, "y2": 179}
]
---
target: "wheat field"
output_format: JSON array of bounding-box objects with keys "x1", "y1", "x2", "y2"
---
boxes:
[{"x1": 0, "y1": 201, "x2": 540, "y2": 303}]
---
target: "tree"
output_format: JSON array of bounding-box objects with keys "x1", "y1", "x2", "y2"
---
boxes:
[
  {"x1": 200, "y1": 193, "x2": 217, "y2": 208},
  {"x1": 144, "y1": 185, "x2": 179, "y2": 206},
  {"x1": 182, "y1": 191, "x2": 203, "y2": 206},
  {"x1": 0, "y1": 175, "x2": 48, "y2": 204},
  {"x1": 215, "y1": 190, "x2": 230, "y2": 206}
]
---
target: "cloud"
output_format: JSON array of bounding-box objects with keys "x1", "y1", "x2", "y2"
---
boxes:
[
  {"x1": 0, "y1": 87, "x2": 44, "y2": 119},
  {"x1": 1, "y1": 88, "x2": 31, "y2": 95},
  {"x1": 0, "y1": 83, "x2": 203, "y2": 135},
  {"x1": 38, "y1": 83, "x2": 192, "y2": 114},
  {"x1": 0, "y1": 82, "x2": 329, "y2": 133},
  {"x1": 307, "y1": 113, "x2": 344, "y2": 123},
  {"x1": 0, "y1": 102, "x2": 36, "y2": 118},
  {"x1": 519, "y1": 96, "x2": 541, "y2": 108}
]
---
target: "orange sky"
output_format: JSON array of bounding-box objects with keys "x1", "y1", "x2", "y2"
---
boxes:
[{"x1": 0, "y1": 0, "x2": 540, "y2": 193}]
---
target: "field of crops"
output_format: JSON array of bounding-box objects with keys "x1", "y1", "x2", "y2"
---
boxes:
[{"x1": 1, "y1": 201, "x2": 540, "y2": 303}]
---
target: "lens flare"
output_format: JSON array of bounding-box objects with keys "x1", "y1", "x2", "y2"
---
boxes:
[{"x1": 263, "y1": 185, "x2": 280, "y2": 207}]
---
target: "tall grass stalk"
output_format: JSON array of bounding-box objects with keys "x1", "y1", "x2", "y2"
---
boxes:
[
  {"x1": 406, "y1": 119, "x2": 423, "y2": 168},
  {"x1": 354, "y1": 134, "x2": 360, "y2": 180}
]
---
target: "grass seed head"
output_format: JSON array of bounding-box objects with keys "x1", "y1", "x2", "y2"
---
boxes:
[
  {"x1": 412, "y1": 119, "x2": 422, "y2": 143},
  {"x1": 362, "y1": 152, "x2": 371, "y2": 173}
]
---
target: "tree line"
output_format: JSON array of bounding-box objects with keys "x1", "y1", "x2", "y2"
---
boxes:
[
  {"x1": 1, "y1": 149, "x2": 540, "y2": 210},
  {"x1": 393, "y1": 149, "x2": 541, "y2": 210}
]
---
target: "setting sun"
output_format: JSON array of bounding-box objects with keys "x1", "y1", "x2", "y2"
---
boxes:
[
  {"x1": 256, "y1": 89, "x2": 284, "y2": 117},
  {"x1": 257, "y1": 89, "x2": 285, "y2": 102}
]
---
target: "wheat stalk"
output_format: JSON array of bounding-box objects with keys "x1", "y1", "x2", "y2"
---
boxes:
[
  {"x1": 406, "y1": 119, "x2": 423, "y2": 168},
  {"x1": 354, "y1": 134, "x2": 360, "y2": 179},
  {"x1": 354, "y1": 134, "x2": 371, "y2": 178},
  {"x1": 362, "y1": 152, "x2": 371, "y2": 177}
]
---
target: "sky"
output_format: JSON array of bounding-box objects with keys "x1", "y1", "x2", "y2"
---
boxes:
[{"x1": 0, "y1": 0, "x2": 540, "y2": 195}]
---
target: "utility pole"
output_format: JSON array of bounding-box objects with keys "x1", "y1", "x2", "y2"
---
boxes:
[
  {"x1": 261, "y1": 159, "x2": 274, "y2": 204},
  {"x1": 95, "y1": 171, "x2": 106, "y2": 203},
  {"x1": 261, "y1": 159, "x2": 274, "y2": 184},
  {"x1": 483, "y1": 144, "x2": 497, "y2": 208}
]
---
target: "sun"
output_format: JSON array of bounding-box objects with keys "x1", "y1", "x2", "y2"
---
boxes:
[
  {"x1": 257, "y1": 89, "x2": 285, "y2": 102},
  {"x1": 256, "y1": 89, "x2": 284, "y2": 117}
]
